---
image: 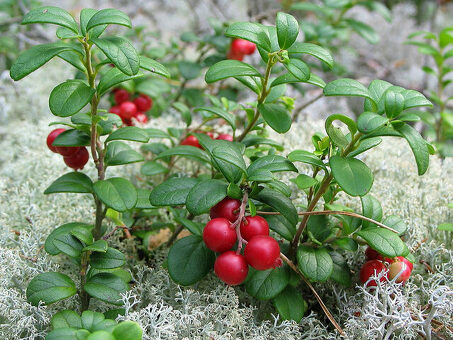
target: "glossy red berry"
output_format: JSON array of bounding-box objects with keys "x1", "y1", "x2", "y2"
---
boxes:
[
  {"x1": 216, "y1": 133, "x2": 233, "y2": 142},
  {"x1": 109, "y1": 106, "x2": 121, "y2": 115},
  {"x1": 227, "y1": 49, "x2": 244, "y2": 61},
  {"x1": 360, "y1": 260, "x2": 388, "y2": 287},
  {"x1": 46, "y1": 128, "x2": 65, "y2": 153},
  {"x1": 214, "y1": 251, "x2": 248, "y2": 286},
  {"x1": 388, "y1": 257, "x2": 413, "y2": 283},
  {"x1": 240, "y1": 216, "x2": 269, "y2": 241},
  {"x1": 209, "y1": 198, "x2": 240, "y2": 222},
  {"x1": 207, "y1": 132, "x2": 215, "y2": 139},
  {"x1": 63, "y1": 147, "x2": 89, "y2": 170},
  {"x1": 134, "y1": 112, "x2": 148, "y2": 124},
  {"x1": 231, "y1": 39, "x2": 256, "y2": 55},
  {"x1": 244, "y1": 235, "x2": 281, "y2": 270},
  {"x1": 114, "y1": 89, "x2": 130, "y2": 105},
  {"x1": 180, "y1": 135, "x2": 201, "y2": 149},
  {"x1": 119, "y1": 101, "x2": 137, "y2": 120},
  {"x1": 203, "y1": 218, "x2": 237, "y2": 252},
  {"x1": 365, "y1": 246, "x2": 380, "y2": 260},
  {"x1": 133, "y1": 94, "x2": 153, "y2": 112}
]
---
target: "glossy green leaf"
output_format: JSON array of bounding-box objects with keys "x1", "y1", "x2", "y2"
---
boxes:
[
  {"x1": 91, "y1": 37, "x2": 139, "y2": 76},
  {"x1": 329, "y1": 251, "x2": 351, "y2": 287},
  {"x1": 83, "y1": 240, "x2": 108, "y2": 253},
  {"x1": 276, "y1": 12, "x2": 299, "y2": 49},
  {"x1": 80, "y1": 8, "x2": 107, "y2": 38},
  {"x1": 97, "y1": 67, "x2": 144, "y2": 96},
  {"x1": 294, "y1": 174, "x2": 318, "y2": 189},
  {"x1": 345, "y1": 19, "x2": 379, "y2": 44},
  {"x1": 287, "y1": 150, "x2": 327, "y2": 170},
  {"x1": 330, "y1": 155, "x2": 373, "y2": 197},
  {"x1": 225, "y1": 22, "x2": 271, "y2": 51},
  {"x1": 284, "y1": 59, "x2": 310, "y2": 81},
  {"x1": 139, "y1": 56, "x2": 171, "y2": 78},
  {"x1": 49, "y1": 80, "x2": 94, "y2": 117},
  {"x1": 356, "y1": 227, "x2": 409, "y2": 257},
  {"x1": 263, "y1": 214, "x2": 296, "y2": 241},
  {"x1": 254, "y1": 188, "x2": 298, "y2": 226},
  {"x1": 87, "y1": 330, "x2": 115, "y2": 340},
  {"x1": 84, "y1": 273, "x2": 128, "y2": 305},
  {"x1": 174, "y1": 217, "x2": 203, "y2": 236},
  {"x1": 45, "y1": 223, "x2": 93, "y2": 255},
  {"x1": 194, "y1": 107, "x2": 236, "y2": 130},
  {"x1": 149, "y1": 177, "x2": 199, "y2": 206},
  {"x1": 112, "y1": 321, "x2": 143, "y2": 340},
  {"x1": 52, "y1": 129, "x2": 90, "y2": 147},
  {"x1": 297, "y1": 246, "x2": 333, "y2": 282},
  {"x1": 205, "y1": 60, "x2": 261, "y2": 83},
  {"x1": 51, "y1": 310, "x2": 82, "y2": 329},
  {"x1": 361, "y1": 195, "x2": 383, "y2": 229},
  {"x1": 93, "y1": 178, "x2": 137, "y2": 212},
  {"x1": 44, "y1": 172, "x2": 93, "y2": 194},
  {"x1": 357, "y1": 112, "x2": 388, "y2": 133},
  {"x1": 382, "y1": 215, "x2": 407, "y2": 236},
  {"x1": 27, "y1": 272, "x2": 77, "y2": 305},
  {"x1": 384, "y1": 90, "x2": 405, "y2": 118},
  {"x1": 257, "y1": 103, "x2": 291, "y2": 133},
  {"x1": 81, "y1": 310, "x2": 115, "y2": 332},
  {"x1": 394, "y1": 123, "x2": 429, "y2": 175},
  {"x1": 70, "y1": 226, "x2": 93, "y2": 245},
  {"x1": 185, "y1": 179, "x2": 227, "y2": 215},
  {"x1": 273, "y1": 285, "x2": 306, "y2": 322},
  {"x1": 167, "y1": 235, "x2": 215, "y2": 286},
  {"x1": 155, "y1": 145, "x2": 210, "y2": 164},
  {"x1": 288, "y1": 42, "x2": 334, "y2": 68},
  {"x1": 324, "y1": 78, "x2": 373, "y2": 101},
  {"x1": 348, "y1": 137, "x2": 382, "y2": 157},
  {"x1": 86, "y1": 8, "x2": 131, "y2": 32},
  {"x1": 46, "y1": 328, "x2": 90, "y2": 340},
  {"x1": 104, "y1": 141, "x2": 144, "y2": 167},
  {"x1": 105, "y1": 126, "x2": 149, "y2": 143},
  {"x1": 248, "y1": 155, "x2": 297, "y2": 180},
  {"x1": 22, "y1": 6, "x2": 78, "y2": 33},
  {"x1": 246, "y1": 266, "x2": 290, "y2": 300},
  {"x1": 90, "y1": 247, "x2": 126, "y2": 269},
  {"x1": 140, "y1": 161, "x2": 168, "y2": 176},
  {"x1": 53, "y1": 233, "x2": 83, "y2": 258}
]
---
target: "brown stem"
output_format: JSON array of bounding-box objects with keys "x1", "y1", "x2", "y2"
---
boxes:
[
  {"x1": 280, "y1": 253, "x2": 345, "y2": 336},
  {"x1": 231, "y1": 192, "x2": 249, "y2": 254}
]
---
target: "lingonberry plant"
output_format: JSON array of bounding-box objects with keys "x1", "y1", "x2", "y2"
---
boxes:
[
  {"x1": 144, "y1": 12, "x2": 432, "y2": 332},
  {"x1": 406, "y1": 27, "x2": 453, "y2": 157},
  {"x1": 9, "y1": 6, "x2": 171, "y2": 338}
]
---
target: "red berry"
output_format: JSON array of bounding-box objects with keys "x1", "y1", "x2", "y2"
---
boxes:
[
  {"x1": 63, "y1": 147, "x2": 89, "y2": 170},
  {"x1": 214, "y1": 251, "x2": 248, "y2": 286},
  {"x1": 240, "y1": 216, "x2": 269, "y2": 241},
  {"x1": 244, "y1": 235, "x2": 281, "y2": 270},
  {"x1": 203, "y1": 218, "x2": 237, "y2": 252},
  {"x1": 114, "y1": 89, "x2": 130, "y2": 105},
  {"x1": 180, "y1": 135, "x2": 201, "y2": 149},
  {"x1": 134, "y1": 112, "x2": 148, "y2": 124},
  {"x1": 231, "y1": 39, "x2": 256, "y2": 55},
  {"x1": 46, "y1": 128, "x2": 65, "y2": 153},
  {"x1": 360, "y1": 260, "x2": 388, "y2": 287},
  {"x1": 109, "y1": 106, "x2": 121, "y2": 115},
  {"x1": 207, "y1": 132, "x2": 215, "y2": 139},
  {"x1": 119, "y1": 101, "x2": 137, "y2": 120},
  {"x1": 365, "y1": 246, "x2": 380, "y2": 260},
  {"x1": 388, "y1": 259, "x2": 412, "y2": 283},
  {"x1": 209, "y1": 198, "x2": 240, "y2": 222},
  {"x1": 227, "y1": 49, "x2": 244, "y2": 61},
  {"x1": 216, "y1": 133, "x2": 233, "y2": 142},
  {"x1": 133, "y1": 94, "x2": 153, "y2": 112}
]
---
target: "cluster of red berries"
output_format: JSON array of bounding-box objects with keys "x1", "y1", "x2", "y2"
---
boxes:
[
  {"x1": 359, "y1": 246, "x2": 413, "y2": 287},
  {"x1": 46, "y1": 129, "x2": 89, "y2": 170},
  {"x1": 109, "y1": 89, "x2": 152, "y2": 126},
  {"x1": 202, "y1": 198, "x2": 282, "y2": 286},
  {"x1": 227, "y1": 39, "x2": 256, "y2": 61},
  {"x1": 181, "y1": 132, "x2": 233, "y2": 149}
]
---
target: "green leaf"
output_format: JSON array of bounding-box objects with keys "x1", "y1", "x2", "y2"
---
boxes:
[
  {"x1": 382, "y1": 215, "x2": 407, "y2": 236},
  {"x1": 178, "y1": 60, "x2": 202, "y2": 80},
  {"x1": 90, "y1": 247, "x2": 126, "y2": 269},
  {"x1": 276, "y1": 12, "x2": 299, "y2": 49},
  {"x1": 273, "y1": 285, "x2": 306, "y2": 322},
  {"x1": 91, "y1": 37, "x2": 139, "y2": 76},
  {"x1": 246, "y1": 266, "x2": 290, "y2": 300},
  {"x1": 140, "y1": 161, "x2": 168, "y2": 176},
  {"x1": 185, "y1": 179, "x2": 227, "y2": 216},
  {"x1": 248, "y1": 155, "x2": 297, "y2": 180},
  {"x1": 205, "y1": 60, "x2": 261, "y2": 84},
  {"x1": 329, "y1": 251, "x2": 351, "y2": 287},
  {"x1": 349, "y1": 137, "x2": 382, "y2": 157},
  {"x1": 27, "y1": 272, "x2": 77, "y2": 305},
  {"x1": 254, "y1": 188, "x2": 298, "y2": 226},
  {"x1": 284, "y1": 59, "x2": 310, "y2": 81},
  {"x1": 112, "y1": 321, "x2": 143, "y2": 340},
  {"x1": 71, "y1": 226, "x2": 93, "y2": 245},
  {"x1": 234, "y1": 76, "x2": 261, "y2": 94},
  {"x1": 361, "y1": 195, "x2": 383, "y2": 229},
  {"x1": 364, "y1": 79, "x2": 393, "y2": 112},
  {"x1": 325, "y1": 114, "x2": 357, "y2": 148},
  {"x1": 105, "y1": 126, "x2": 149, "y2": 143},
  {"x1": 139, "y1": 56, "x2": 171, "y2": 78},
  {"x1": 288, "y1": 42, "x2": 333, "y2": 68},
  {"x1": 174, "y1": 217, "x2": 203, "y2": 236},
  {"x1": 394, "y1": 123, "x2": 429, "y2": 175},
  {"x1": 49, "y1": 80, "x2": 94, "y2": 117},
  {"x1": 356, "y1": 227, "x2": 409, "y2": 257},
  {"x1": 86, "y1": 8, "x2": 131, "y2": 32},
  {"x1": 53, "y1": 233, "x2": 83, "y2": 258},
  {"x1": 44, "y1": 172, "x2": 93, "y2": 194},
  {"x1": 297, "y1": 246, "x2": 333, "y2": 282},
  {"x1": 330, "y1": 155, "x2": 373, "y2": 197},
  {"x1": 46, "y1": 328, "x2": 90, "y2": 340},
  {"x1": 56, "y1": 27, "x2": 79, "y2": 39},
  {"x1": 58, "y1": 51, "x2": 86, "y2": 72},
  {"x1": 104, "y1": 141, "x2": 144, "y2": 167},
  {"x1": 333, "y1": 238, "x2": 358, "y2": 252},
  {"x1": 81, "y1": 310, "x2": 115, "y2": 332},
  {"x1": 10, "y1": 43, "x2": 72, "y2": 80},
  {"x1": 384, "y1": 91, "x2": 405, "y2": 118},
  {"x1": 22, "y1": 6, "x2": 78, "y2": 33},
  {"x1": 51, "y1": 310, "x2": 82, "y2": 329},
  {"x1": 53, "y1": 129, "x2": 90, "y2": 147},
  {"x1": 83, "y1": 240, "x2": 108, "y2": 253},
  {"x1": 150, "y1": 177, "x2": 199, "y2": 206},
  {"x1": 135, "y1": 189, "x2": 154, "y2": 210},
  {"x1": 93, "y1": 178, "x2": 137, "y2": 212},
  {"x1": 225, "y1": 22, "x2": 271, "y2": 51},
  {"x1": 211, "y1": 143, "x2": 247, "y2": 182},
  {"x1": 87, "y1": 331, "x2": 115, "y2": 340},
  {"x1": 257, "y1": 103, "x2": 291, "y2": 133},
  {"x1": 357, "y1": 112, "x2": 388, "y2": 133},
  {"x1": 45, "y1": 223, "x2": 93, "y2": 255},
  {"x1": 97, "y1": 67, "x2": 144, "y2": 96},
  {"x1": 84, "y1": 273, "x2": 128, "y2": 305},
  {"x1": 287, "y1": 150, "x2": 327, "y2": 170},
  {"x1": 294, "y1": 174, "x2": 318, "y2": 189},
  {"x1": 324, "y1": 78, "x2": 373, "y2": 101},
  {"x1": 155, "y1": 145, "x2": 210, "y2": 164},
  {"x1": 263, "y1": 214, "x2": 296, "y2": 241},
  {"x1": 80, "y1": 9, "x2": 106, "y2": 38},
  {"x1": 194, "y1": 107, "x2": 236, "y2": 130},
  {"x1": 345, "y1": 19, "x2": 379, "y2": 44},
  {"x1": 167, "y1": 235, "x2": 215, "y2": 286}
]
